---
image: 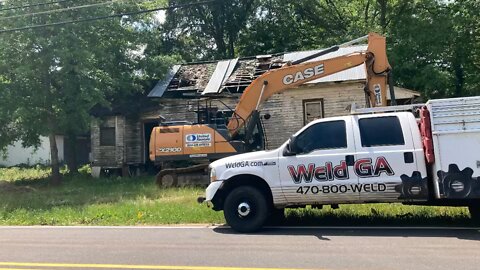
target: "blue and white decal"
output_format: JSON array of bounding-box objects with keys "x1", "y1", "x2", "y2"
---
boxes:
[{"x1": 185, "y1": 133, "x2": 212, "y2": 147}]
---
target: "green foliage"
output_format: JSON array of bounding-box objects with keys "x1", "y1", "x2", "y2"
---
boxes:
[
  {"x1": 0, "y1": 165, "x2": 51, "y2": 182},
  {"x1": 2, "y1": 1, "x2": 126, "y2": 138},
  {"x1": 0, "y1": 0, "x2": 176, "y2": 181},
  {"x1": 388, "y1": 0, "x2": 480, "y2": 98},
  {"x1": 238, "y1": 0, "x2": 410, "y2": 54},
  {"x1": 77, "y1": 164, "x2": 92, "y2": 176},
  {"x1": 155, "y1": 0, "x2": 256, "y2": 60}
]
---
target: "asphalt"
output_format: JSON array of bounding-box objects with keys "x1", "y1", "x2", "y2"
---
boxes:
[{"x1": 0, "y1": 226, "x2": 479, "y2": 270}]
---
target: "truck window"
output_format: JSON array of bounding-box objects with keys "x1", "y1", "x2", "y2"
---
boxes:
[
  {"x1": 359, "y1": 116, "x2": 405, "y2": 147},
  {"x1": 294, "y1": 120, "x2": 347, "y2": 154}
]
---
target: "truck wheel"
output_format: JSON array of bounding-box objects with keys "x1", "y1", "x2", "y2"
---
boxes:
[
  {"x1": 223, "y1": 186, "x2": 268, "y2": 233},
  {"x1": 469, "y1": 205, "x2": 480, "y2": 222}
]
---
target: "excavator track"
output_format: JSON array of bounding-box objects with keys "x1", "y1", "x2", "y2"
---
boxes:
[{"x1": 155, "y1": 163, "x2": 210, "y2": 188}]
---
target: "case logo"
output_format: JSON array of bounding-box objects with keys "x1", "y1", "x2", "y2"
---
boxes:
[{"x1": 283, "y1": 64, "x2": 324, "y2": 85}]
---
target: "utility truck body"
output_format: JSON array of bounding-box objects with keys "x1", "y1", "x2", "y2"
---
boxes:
[{"x1": 201, "y1": 96, "x2": 480, "y2": 232}]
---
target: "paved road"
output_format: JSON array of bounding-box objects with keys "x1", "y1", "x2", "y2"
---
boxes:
[{"x1": 0, "y1": 226, "x2": 479, "y2": 270}]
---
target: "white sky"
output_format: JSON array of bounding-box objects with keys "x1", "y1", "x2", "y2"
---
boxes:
[{"x1": 153, "y1": 10, "x2": 166, "y2": 24}]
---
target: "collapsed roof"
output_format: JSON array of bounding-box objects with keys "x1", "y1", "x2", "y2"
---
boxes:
[{"x1": 148, "y1": 45, "x2": 368, "y2": 98}]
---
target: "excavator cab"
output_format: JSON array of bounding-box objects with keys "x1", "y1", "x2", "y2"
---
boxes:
[
  {"x1": 149, "y1": 99, "x2": 266, "y2": 166},
  {"x1": 192, "y1": 99, "x2": 266, "y2": 152},
  {"x1": 229, "y1": 110, "x2": 266, "y2": 152}
]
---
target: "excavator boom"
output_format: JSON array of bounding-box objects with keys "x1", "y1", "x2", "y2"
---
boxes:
[{"x1": 227, "y1": 33, "x2": 391, "y2": 136}]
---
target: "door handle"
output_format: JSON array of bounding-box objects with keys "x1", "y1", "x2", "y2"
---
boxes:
[
  {"x1": 345, "y1": 155, "x2": 354, "y2": 166},
  {"x1": 404, "y1": 152, "x2": 414, "y2": 163}
]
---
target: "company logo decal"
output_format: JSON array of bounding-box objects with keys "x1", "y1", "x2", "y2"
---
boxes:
[
  {"x1": 185, "y1": 133, "x2": 212, "y2": 147},
  {"x1": 288, "y1": 157, "x2": 394, "y2": 184},
  {"x1": 225, "y1": 161, "x2": 277, "y2": 169},
  {"x1": 283, "y1": 64, "x2": 324, "y2": 85}
]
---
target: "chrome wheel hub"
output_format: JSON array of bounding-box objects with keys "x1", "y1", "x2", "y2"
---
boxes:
[{"x1": 237, "y1": 202, "x2": 251, "y2": 217}]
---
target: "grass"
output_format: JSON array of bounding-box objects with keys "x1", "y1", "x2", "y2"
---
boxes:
[
  {"x1": 0, "y1": 167, "x2": 224, "y2": 225},
  {"x1": 0, "y1": 167, "x2": 474, "y2": 226},
  {"x1": 283, "y1": 204, "x2": 471, "y2": 226}
]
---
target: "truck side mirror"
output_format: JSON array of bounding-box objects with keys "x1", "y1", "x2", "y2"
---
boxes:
[{"x1": 283, "y1": 136, "x2": 298, "y2": 156}]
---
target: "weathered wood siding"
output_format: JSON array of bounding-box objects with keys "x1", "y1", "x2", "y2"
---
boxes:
[
  {"x1": 125, "y1": 119, "x2": 142, "y2": 164},
  {"x1": 91, "y1": 116, "x2": 122, "y2": 167},
  {"x1": 141, "y1": 97, "x2": 240, "y2": 123},
  {"x1": 261, "y1": 82, "x2": 366, "y2": 149},
  {"x1": 91, "y1": 116, "x2": 142, "y2": 167},
  {"x1": 141, "y1": 99, "x2": 197, "y2": 122}
]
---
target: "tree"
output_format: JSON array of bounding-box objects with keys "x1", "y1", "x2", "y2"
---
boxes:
[
  {"x1": 237, "y1": 0, "x2": 479, "y2": 98},
  {"x1": 235, "y1": 0, "x2": 413, "y2": 55},
  {"x1": 158, "y1": 0, "x2": 256, "y2": 60},
  {"x1": 388, "y1": 0, "x2": 480, "y2": 98},
  {"x1": 0, "y1": 0, "x2": 172, "y2": 184}
]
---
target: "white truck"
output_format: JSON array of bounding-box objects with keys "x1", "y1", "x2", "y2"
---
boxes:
[{"x1": 199, "y1": 96, "x2": 480, "y2": 232}]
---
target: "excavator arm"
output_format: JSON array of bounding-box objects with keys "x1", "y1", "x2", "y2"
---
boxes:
[{"x1": 227, "y1": 33, "x2": 391, "y2": 136}]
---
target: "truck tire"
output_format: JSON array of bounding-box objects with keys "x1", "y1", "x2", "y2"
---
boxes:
[
  {"x1": 266, "y1": 208, "x2": 285, "y2": 226},
  {"x1": 468, "y1": 205, "x2": 480, "y2": 223},
  {"x1": 223, "y1": 186, "x2": 268, "y2": 233}
]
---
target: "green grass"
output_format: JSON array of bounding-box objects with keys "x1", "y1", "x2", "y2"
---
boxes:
[
  {"x1": 0, "y1": 167, "x2": 473, "y2": 226},
  {"x1": 283, "y1": 204, "x2": 471, "y2": 226},
  {"x1": 0, "y1": 167, "x2": 223, "y2": 225}
]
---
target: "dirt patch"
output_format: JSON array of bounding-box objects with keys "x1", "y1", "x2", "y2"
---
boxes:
[{"x1": 0, "y1": 181, "x2": 35, "y2": 193}]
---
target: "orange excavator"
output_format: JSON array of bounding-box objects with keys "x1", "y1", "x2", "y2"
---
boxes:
[{"x1": 150, "y1": 33, "x2": 395, "y2": 186}]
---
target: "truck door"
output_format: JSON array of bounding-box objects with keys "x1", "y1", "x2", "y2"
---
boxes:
[
  {"x1": 352, "y1": 113, "x2": 427, "y2": 202},
  {"x1": 279, "y1": 117, "x2": 360, "y2": 205}
]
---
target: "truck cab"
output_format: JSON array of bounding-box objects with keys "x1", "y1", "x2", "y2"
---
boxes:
[
  {"x1": 280, "y1": 111, "x2": 428, "y2": 204},
  {"x1": 202, "y1": 97, "x2": 480, "y2": 232}
]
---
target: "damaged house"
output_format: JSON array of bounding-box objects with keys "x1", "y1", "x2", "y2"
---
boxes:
[{"x1": 90, "y1": 45, "x2": 420, "y2": 174}]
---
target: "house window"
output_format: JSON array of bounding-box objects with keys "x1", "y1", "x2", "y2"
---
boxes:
[
  {"x1": 100, "y1": 127, "x2": 116, "y2": 146},
  {"x1": 303, "y1": 99, "x2": 324, "y2": 125}
]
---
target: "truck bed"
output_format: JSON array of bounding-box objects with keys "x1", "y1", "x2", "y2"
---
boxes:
[{"x1": 427, "y1": 96, "x2": 480, "y2": 198}]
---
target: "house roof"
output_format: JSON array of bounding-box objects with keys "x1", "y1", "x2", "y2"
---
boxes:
[
  {"x1": 390, "y1": 87, "x2": 421, "y2": 100},
  {"x1": 283, "y1": 45, "x2": 367, "y2": 84},
  {"x1": 148, "y1": 45, "x2": 373, "y2": 98}
]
